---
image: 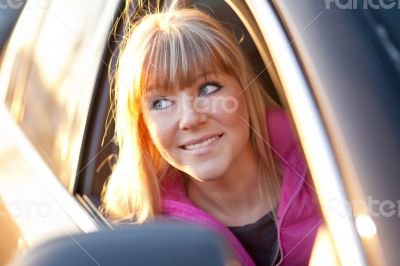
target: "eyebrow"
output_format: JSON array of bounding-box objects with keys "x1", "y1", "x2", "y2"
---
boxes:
[{"x1": 146, "y1": 70, "x2": 220, "y2": 93}]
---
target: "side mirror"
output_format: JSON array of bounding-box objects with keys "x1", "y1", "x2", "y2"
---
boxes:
[{"x1": 16, "y1": 222, "x2": 236, "y2": 266}]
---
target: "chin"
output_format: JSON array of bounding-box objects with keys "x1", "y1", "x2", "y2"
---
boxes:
[
  {"x1": 192, "y1": 176, "x2": 219, "y2": 183},
  {"x1": 188, "y1": 168, "x2": 226, "y2": 183}
]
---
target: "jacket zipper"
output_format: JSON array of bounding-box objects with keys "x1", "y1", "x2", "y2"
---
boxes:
[{"x1": 276, "y1": 167, "x2": 307, "y2": 266}]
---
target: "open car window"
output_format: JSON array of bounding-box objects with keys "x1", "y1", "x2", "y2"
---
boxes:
[{"x1": 1, "y1": 0, "x2": 120, "y2": 189}]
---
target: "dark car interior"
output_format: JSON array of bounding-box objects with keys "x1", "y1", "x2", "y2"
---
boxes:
[{"x1": 73, "y1": 0, "x2": 284, "y2": 226}]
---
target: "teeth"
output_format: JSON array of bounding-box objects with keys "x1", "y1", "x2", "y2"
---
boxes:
[{"x1": 184, "y1": 136, "x2": 219, "y2": 151}]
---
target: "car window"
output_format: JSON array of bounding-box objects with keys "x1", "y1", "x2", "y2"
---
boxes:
[{"x1": 1, "y1": 0, "x2": 119, "y2": 189}]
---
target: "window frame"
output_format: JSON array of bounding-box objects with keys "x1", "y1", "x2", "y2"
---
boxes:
[{"x1": 232, "y1": 0, "x2": 367, "y2": 265}]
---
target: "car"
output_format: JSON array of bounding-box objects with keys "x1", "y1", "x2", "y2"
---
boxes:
[{"x1": 0, "y1": 0, "x2": 399, "y2": 265}]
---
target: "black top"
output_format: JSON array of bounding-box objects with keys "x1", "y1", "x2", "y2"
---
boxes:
[{"x1": 228, "y1": 211, "x2": 279, "y2": 266}]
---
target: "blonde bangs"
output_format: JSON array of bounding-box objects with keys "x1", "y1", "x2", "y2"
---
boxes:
[{"x1": 138, "y1": 12, "x2": 238, "y2": 95}]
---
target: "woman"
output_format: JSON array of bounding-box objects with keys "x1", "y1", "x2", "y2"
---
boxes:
[{"x1": 102, "y1": 4, "x2": 322, "y2": 266}]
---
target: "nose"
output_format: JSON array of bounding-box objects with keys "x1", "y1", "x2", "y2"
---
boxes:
[{"x1": 178, "y1": 93, "x2": 207, "y2": 130}]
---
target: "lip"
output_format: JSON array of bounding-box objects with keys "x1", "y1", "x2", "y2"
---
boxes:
[
  {"x1": 179, "y1": 133, "x2": 223, "y2": 147},
  {"x1": 179, "y1": 134, "x2": 223, "y2": 156}
]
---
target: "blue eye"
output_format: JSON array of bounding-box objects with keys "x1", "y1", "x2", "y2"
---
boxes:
[
  {"x1": 151, "y1": 97, "x2": 172, "y2": 110},
  {"x1": 198, "y1": 82, "x2": 222, "y2": 96}
]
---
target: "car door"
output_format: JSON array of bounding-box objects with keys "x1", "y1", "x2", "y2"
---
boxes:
[
  {"x1": 244, "y1": 0, "x2": 400, "y2": 265},
  {"x1": 0, "y1": 0, "x2": 122, "y2": 264}
]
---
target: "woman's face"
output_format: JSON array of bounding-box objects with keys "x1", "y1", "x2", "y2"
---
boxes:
[{"x1": 142, "y1": 71, "x2": 252, "y2": 182}]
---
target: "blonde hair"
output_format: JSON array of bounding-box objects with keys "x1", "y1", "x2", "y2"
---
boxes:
[{"x1": 101, "y1": 4, "x2": 281, "y2": 224}]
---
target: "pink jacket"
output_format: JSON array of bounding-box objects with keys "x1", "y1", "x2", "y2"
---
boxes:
[{"x1": 160, "y1": 109, "x2": 323, "y2": 266}]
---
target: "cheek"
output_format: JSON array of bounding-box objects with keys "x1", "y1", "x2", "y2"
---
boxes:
[
  {"x1": 211, "y1": 94, "x2": 248, "y2": 123},
  {"x1": 144, "y1": 114, "x2": 176, "y2": 157}
]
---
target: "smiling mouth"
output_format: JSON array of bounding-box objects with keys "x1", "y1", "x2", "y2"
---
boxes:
[{"x1": 181, "y1": 134, "x2": 223, "y2": 151}]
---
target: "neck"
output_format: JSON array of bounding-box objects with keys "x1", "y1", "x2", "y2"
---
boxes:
[{"x1": 187, "y1": 141, "x2": 278, "y2": 226}]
